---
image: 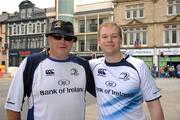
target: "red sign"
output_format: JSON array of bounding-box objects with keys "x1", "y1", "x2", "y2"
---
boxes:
[{"x1": 19, "y1": 51, "x2": 31, "y2": 56}]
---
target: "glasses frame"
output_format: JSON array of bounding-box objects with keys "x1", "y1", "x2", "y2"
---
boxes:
[{"x1": 51, "y1": 35, "x2": 74, "y2": 41}]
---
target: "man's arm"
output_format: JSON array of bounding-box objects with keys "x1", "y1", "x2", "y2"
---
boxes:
[
  {"x1": 146, "y1": 99, "x2": 164, "y2": 120},
  {"x1": 6, "y1": 109, "x2": 21, "y2": 120}
]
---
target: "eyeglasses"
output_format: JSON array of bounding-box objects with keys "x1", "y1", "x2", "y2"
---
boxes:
[{"x1": 52, "y1": 35, "x2": 74, "y2": 41}]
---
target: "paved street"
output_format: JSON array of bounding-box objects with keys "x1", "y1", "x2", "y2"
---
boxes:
[{"x1": 0, "y1": 77, "x2": 180, "y2": 120}]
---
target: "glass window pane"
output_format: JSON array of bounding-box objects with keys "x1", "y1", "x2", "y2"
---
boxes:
[
  {"x1": 133, "y1": 10, "x2": 137, "y2": 18},
  {"x1": 130, "y1": 32, "x2": 134, "y2": 45},
  {"x1": 126, "y1": 10, "x2": 131, "y2": 18},
  {"x1": 176, "y1": 4, "x2": 180, "y2": 13},
  {"x1": 86, "y1": 35, "x2": 97, "y2": 51},
  {"x1": 139, "y1": 9, "x2": 144, "y2": 17},
  {"x1": 168, "y1": 0, "x2": 173, "y2": 4},
  {"x1": 37, "y1": 23, "x2": 40, "y2": 33},
  {"x1": 168, "y1": 6, "x2": 173, "y2": 14},
  {"x1": 165, "y1": 31, "x2": 169, "y2": 43},
  {"x1": 172, "y1": 30, "x2": 177, "y2": 43},
  {"x1": 143, "y1": 32, "x2": 147, "y2": 44},
  {"x1": 78, "y1": 20, "x2": 85, "y2": 33},
  {"x1": 123, "y1": 33, "x2": 127, "y2": 45}
]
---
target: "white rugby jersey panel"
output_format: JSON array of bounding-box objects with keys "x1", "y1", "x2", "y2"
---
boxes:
[
  {"x1": 127, "y1": 56, "x2": 161, "y2": 101},
  {"x1": 5, "y1": 57, "x2": 27, "y2": 112},
  {"x1": 89, "y1": 56, "x2": 161, "y2": 120},
  {"x1": 5, "y1": 56, "x2": 89, "y2": 120}
]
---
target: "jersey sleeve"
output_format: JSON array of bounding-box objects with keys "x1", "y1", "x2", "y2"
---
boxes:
[
  {"x1": 85, "y1": 60, "x2": 96, "y2": 97},
  {"x1": 4, "y1": 58, "x2": 27, "y2": 112},
  {"x1": 139, "y1": 61, "x2": 161, "y2": 101}
]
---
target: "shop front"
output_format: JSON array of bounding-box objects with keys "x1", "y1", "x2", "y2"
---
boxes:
[
  {"x1": 125, "y1": 48, "x2": 154, "y2": 68},
  {"x1": 157, "y1": 48, "x2": 180, "y2": 68},
  {"x1": 9, "y1": 48, "x2": 43, "y2": 67},
  {"x1": 157, "y1": 48, "x2": 180, "y2": 77}
]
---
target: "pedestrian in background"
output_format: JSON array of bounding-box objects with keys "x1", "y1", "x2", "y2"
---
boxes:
[
  {"x1": 5, "y1": 20, "x2": 96, "y2": 120},
  {"x1": 89, "y1": 22, "x2": 164, "y2": 120}
]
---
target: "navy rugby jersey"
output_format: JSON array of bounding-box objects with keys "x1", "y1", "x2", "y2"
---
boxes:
[{"x1": 5, "y1": 54, "x2": 95, "y2": 120}]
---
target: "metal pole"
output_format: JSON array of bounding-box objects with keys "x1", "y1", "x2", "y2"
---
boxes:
[{"x1": 158, "y1": 49, "x2": 160, "y2": 77}]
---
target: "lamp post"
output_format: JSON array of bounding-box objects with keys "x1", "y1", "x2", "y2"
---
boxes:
[{"x1": 158, "y1": 50, "x2": 160, "y2": 77}]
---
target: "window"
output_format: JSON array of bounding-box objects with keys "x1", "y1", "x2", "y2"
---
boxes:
[
  {"x1": 126, "y1": 4, "x2": 144, "y2": 19},
  {"x1": 86, "y1": 35, "x2": 97, "y2": 51},
  {"x1": 165, "y1": 30, "x2": 170, "y2": 44},
  {"x1": 8, "y1": 26, "x2": 12, "y2": 35},
  {"x1": 11, "y1": 40, "x2": 17, "y2": 49},
  {"x1": 41, "y1": 23, "x2": 45, "y2": 33},
  {"x1": 142, "y1": 31, "x2": 147, "y2": 44},
  {"x1": 130, "y1": 32, "x2": 134, "y2": 45},
  {"x1": 30, "y1": 38, "x2": 34, "y2": 48},
  {"x1": 28, "y1": 38, "x2": 31, "y2": 48},
  {"x1": 33, "y1": 24, "x2": 35, "y2": 33},
  {"x1": 86, "y1": 39, "x2": 97, "y2": 51},
  {"x1": 99, "y1": 17, "x2": 108, "y2": 25},
  {"x1": 164, "y1": 25, "x2": 180, "y2": 45},
  {"x1": 37, "y1": 23, "x2": 40, "y2": 33},
  {"x1": 123, "y1": 27, "x2": 147, "y2": 47},
  {"x1": 172, "y1": 30, "x2": 177, "y2": 43},
  {"x1": 21, "y1": 25, "x2": 24, "y2": 34},
  {"x1": 13, "y1": 25, "x2": 16, "y2": 35},
  {"x1": 16, "y1": 39, "x2": 20, "y2": 49},
  {"x1": 22, "y1": 39, "x2": 26, "y2": 49},
  {"x1": 78, "y1": 20, "x2": 85, "y2": 33},
  {"x1": 21, "y1": 9, "x2": 26, "y2": 19},
  {"x1": 168, "y1": 0, "x2": 180, "y2": 15},
  {"x1": 86, "y1": 19, "x2": 97, "y2": 32},
  {"x1": 28, "y1": 23, "x2": 32, "y2": 33},
  {"x1": 77, "y1": 36, "x2": 85, "y2": 52},
  {"x1": 27, "y1": 8, "x2": 32, "y2": 18},
  {"x1": 123, "y1": 32, "x2": 128, "y2": 45},
  {"x1": 25, "y1": 25, "x2": 27, "y2": 34},
  {"x1": 17, "y1": 26, "x2": 20, "y2": 34},
  {"x1": 39, "y1": 36, "x2": 44, "y2": 48},
  {"x1": 79, "y1": 40, "x2": 85, "y2": 52}
]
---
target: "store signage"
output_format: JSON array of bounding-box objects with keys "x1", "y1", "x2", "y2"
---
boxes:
[
  {"x1": 125, "y1": 49, "x2": 154, "y2": 56},
  {"x1": 157, "y1": 48, "x2": 180, "y2": 55},
  {"x1": 19, "y1": 51, "x2": 31, "y2": 56}
]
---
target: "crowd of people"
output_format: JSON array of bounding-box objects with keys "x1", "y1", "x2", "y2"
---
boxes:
[{"x1": 151, "y1": 64, "x2": 180, "y2": 78}]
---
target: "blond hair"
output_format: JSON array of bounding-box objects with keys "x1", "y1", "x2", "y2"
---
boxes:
[{"x1": 98, "y1": 22, "x2": 122, "y2": 38}]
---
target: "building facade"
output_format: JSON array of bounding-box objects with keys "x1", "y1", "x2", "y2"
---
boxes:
[
  {"x1": 0, "y1": 12, "x2": 8, "y2": 72},
  {"x1": 73, "y1": 1, "x2": 114, "y2": 59},
  {"x1": 113, "y1": 0, "x2": 180, "y2": 69},
  {"x1": 1, "y1": 0, "x2": 179, "y2": 72},
  {"x1": 7, "y1": 0, "x2": 55, "y2": 67}
]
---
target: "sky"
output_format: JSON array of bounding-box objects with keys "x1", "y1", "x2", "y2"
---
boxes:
[
  {"x1": 0, "y1": 0, "x2": 110, "y2": 14},
  {"x1": 0, "y1": 0, "x2": 54, "y2": 13}
]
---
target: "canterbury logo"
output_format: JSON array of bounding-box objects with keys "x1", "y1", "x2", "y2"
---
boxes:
[
  {"x1": 45, "y1": 69, "x2": 55, "y2": 76},
  {"x1": 98, "y1": 68, "x2": 106, "y2": 76}
]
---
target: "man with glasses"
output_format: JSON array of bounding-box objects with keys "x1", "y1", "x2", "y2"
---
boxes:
[{"x1": 5, "y1": 20, "x2": 96, "y2": 120}]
